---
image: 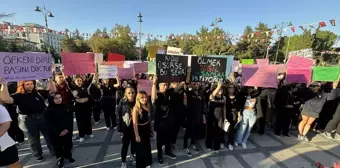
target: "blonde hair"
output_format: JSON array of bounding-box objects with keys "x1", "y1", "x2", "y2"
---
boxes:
[
  {"x1": 123, "y1": 87, "x2": 135, "y2": 101},
  {"x1": 133, "y1": 91, "x2": 150, "y2": 116}
]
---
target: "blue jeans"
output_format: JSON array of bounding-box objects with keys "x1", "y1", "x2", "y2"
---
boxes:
[{"x1": 236, "y1": 110, "x2": 257, "y2": 144}]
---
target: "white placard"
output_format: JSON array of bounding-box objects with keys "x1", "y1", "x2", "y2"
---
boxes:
[
  {"x1": 94, "y1": 53, "x2": 104, "y2": 64},
  {"x1": 98, "y1": 65, "x2": 117, "y2": 79}
]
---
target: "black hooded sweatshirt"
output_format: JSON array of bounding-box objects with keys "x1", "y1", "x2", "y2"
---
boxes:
[{"x1": 44, "y1": 94, "x2": 73, "y2": 137}]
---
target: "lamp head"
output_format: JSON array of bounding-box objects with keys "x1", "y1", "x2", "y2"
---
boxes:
[
  {"x1": 273, "y1": 25, "x2": 278, "y2": 29},
  {"x1": 217, "y1": 18, "x2": 222, "y2": 22},
  {"x1": 287, "y1": 22, "x2": 293, "y2": 26},
  {"x1": 47, "y1": 12, "x2": 54, "y2": 17},
  {"x1": 34, "y1": 6, "x2": 41, "y2": 12},
  {"x1": 210, "y1": 23, "x2": 215, "y2": 27}
]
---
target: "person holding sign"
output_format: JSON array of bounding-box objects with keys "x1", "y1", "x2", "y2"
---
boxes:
[
  {"x1": 298, "y1": 81, "x2": 340, "y2": 141},
  {"x1": 0, "y1": 79, "x2": 56, "y2": 162},
  {"x1": 151, "y1": 75, "x2": 177, "y2": 166}
]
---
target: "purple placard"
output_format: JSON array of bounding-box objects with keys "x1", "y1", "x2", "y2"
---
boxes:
[
  {"x1": 286, "y1": 68, "x2": 312, "y2": 85},
  {"x1": 0, "y1": 52, "x2": 52, "y2": 82},
  {"x1": 117, "y1": 67, "x2": 134, "y2": 79}
]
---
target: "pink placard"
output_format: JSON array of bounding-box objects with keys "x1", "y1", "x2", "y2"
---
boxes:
[
  {"x1": 286, "y1": 68, "x2": 312, "y2": 84},
  {"x1": 256, "y1": 59, "x2": 269, "y2": 65},
  {"x1": 61, "y1": 53, "x2": 95, "y2": 76},
  {"x1": 137, "y1": 79, "x2": 152, "y2": 95},
  {"x1": 134, "y1": 62, "x2": 148, "y2": 73},
  {"x1": 117, "y1": 67, "x2": 134, "y2": 79},
  {"x1": 244, "y1": 65, "x2": 278, "y2": 88},
  {"x1": 241, "y1": 65, "x2": 259, "y2": 85},
  {"x1": 0, "y1": 52, "x2": 53, "y2": 82},
  {"x1": 286, "y1": 55, "x2": 314, "y2": 68}
]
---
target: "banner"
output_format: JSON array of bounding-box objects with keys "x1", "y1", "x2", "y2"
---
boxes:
[
  {"x1": 137, "y1": 79, "x2": 152, "y2": 95},
  {"x1": 288, "y1": 48, "x2": 313, "y2": 58},
  {"x1": 286, "y1": 55, "x2": 314, "y2": 68},
  {"x1": 191, "y1": 56, "x2": 227, "y2": 82},
  {"x1": 156, "y1": 54, "x2": 188, "y2": 82},
  {"x1": 286, "y1": 68, "x2": 312, "y2": 84},
  {"x1": 312, "y1": 66, "x2": 340, "y2": 81},
  {"x1": 134, "y1": 62, "x2": 148, "y2": 73},
  {"x1": 94, "y1": 53, "x2": 103, "y2": 64},
  {"x1": 256, "y1": 59, "x2": 269, "y2": 65},
  {"x1": 166, "y1": 46, "x2": 182, "y2": 55},
  {"x1": 242, "y1": 65, "x2": 278, "y2": 88},
  {"x1": 147, "y1": 61, "x2": 156, "y2": 74},
  {"x1": 0, "y1": 52, "x2": 52, "y2": 82},
  {"x1": 101, "y1": 61, "x2": 124, "y2": 68},
  {"x1": 108, "y1": 53, "x2": 125, "y2": 61},
  {"x1": 98, "y1": 65, "x2": 117, "y2": 79},
  {"x1": 61, "y1": 53, "x2": 95, "y2": 75},
  {"x1": 147, "y1": 46, "x2": 158, "y2": 59},
  {"x1": 241, "y1": 59, "x2": 254, "y2": 65},
  {"x1": 117, "y1": 68, "x2": 134, "y2": 79}
]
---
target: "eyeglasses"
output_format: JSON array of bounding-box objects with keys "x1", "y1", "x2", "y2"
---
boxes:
[{"x1": 127, "y1": 92, "x2": 135, "y2": 94}]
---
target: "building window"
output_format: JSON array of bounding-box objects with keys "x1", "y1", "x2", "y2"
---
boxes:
[
  {"x1": 22, "y1": 32, "x2": 26, "y2": 37},
  {"x1": 40, "y1": 39, "x2": 43, "y2": 43}
]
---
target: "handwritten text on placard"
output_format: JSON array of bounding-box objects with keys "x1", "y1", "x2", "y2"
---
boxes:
[
  {"x1": 98, "y1": 65, "x2": 117, "y2": 79},
  {"x1": 156, "y1": 54, "x2": 188, "y2": 82},
  {"x1": 191, "y1": 57, "x2": 226, "y2": 82}
]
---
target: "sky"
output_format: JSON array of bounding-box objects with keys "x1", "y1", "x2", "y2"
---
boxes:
[{"x1": 1, "y1": 0, "x2": 340, "y2": 39}]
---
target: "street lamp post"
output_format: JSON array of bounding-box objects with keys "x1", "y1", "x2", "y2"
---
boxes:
[
  {"x1": 138, "y1": 12, "x2": 143, "y2": 61},
  {"x1": 210, "y1": 17, "x2": 222, "y2": 54},
  {"x1": 273, "y1": 21, "x2": 293, "y2": 63},
  {"x1": 34, "y1": 5, "x2": 54, "y2": 53}
]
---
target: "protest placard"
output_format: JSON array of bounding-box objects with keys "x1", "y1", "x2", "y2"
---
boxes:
[
  {"x1": 156, "y1": 54, "x2": 188, "y2": 82},
  {"x1": 148, "y1": 46, "x2": 158, "y2": 59},
  {"x1": 117, "y1": 68, "x2": 134, "y2": 79},
  {"x1": 94, "y1": 53, "x2": 103, "y2": 64},
  {"x1": 244, "y1": 65, "x2": 278, "y2": 88},
  {"x1": 61, "y1": 53, "x2": 95, "y2": 76},
  {"x1": 241, "y1": 65, "x2": 259, "y2": 85},
  {"x1": 312, "y1": 66, "x2": 340, "y2": 81},
  {"x1": 137, "y1": 79, "x2": 153, "y2": 95},
  {"x1": 207, "y1": 55, "x2": 234, "y2": 78},
  {"x1": 191, "y1": 56, "x2": 227, "y2": 83},
  {"x1": 98, "y1": 65, "x2": 117, "y2": 79},
  {"x1": 166, "y1": 46, "x2": 182, "y2": 55},
  {"x1": 256, "y1": 59, "x2": 269, "y2": 65},
  {"x1": 101, "y1": 61, "x2": 124, "y2": 68},
  {"x1": 241, "y1": 59, "x2": 255, "y2": 65},
  {"x1": 123, "y1": 61, "x2": 142, "y2": 68},
  {"x1": 286, "y1": 55, "x2": 314, "y2": 68},
  {"x1": 134, "y1": 62, "x2": 148, "y2": 73},
  {"x1": 108, "y1": 53, "x2": 125, "y2": 61},
  {"x1": 147, "y1": 62, "x2": 156, "y2": 74},
  {"x1": 286, "y1": 68, "x2": 312, "y2": 84},
  {"x1": 0, "y1": 52, "x2": 52, "y2": 82}
]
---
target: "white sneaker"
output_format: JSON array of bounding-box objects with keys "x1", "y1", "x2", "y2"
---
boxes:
[
  {"x1": 234, "y1": 142, "x2": 239, "y2": 147},
  {"x1": 242, "y1": 143, "x2": 247, "y2": 149},
  {"x1": 228, "y1": 144, "x2": 234, "y2": 151},
  {"x1": 146, "y1": 166, "x2": 151, "y2": 168},
  {"x1": 114, "y1": 127, "x2": 117, "y2": 130},
  {"x1": 88, "y1": 134, "x2": 95, "y2": 138},
  {"x1": 207, "y1": 148, "x2": 212, "y2": 152},
  {"x1": 106, "y1": 127, "x2": 110, "y2": 131},
  {"x1": 121, "y1": 162, "x2": 127, "y2": 168},
  {"x1": 79, "y1": 138, "x2": 85, "y2": 143},
  {"x1": 94, "y1": 121, "x2": 100, "y2": 125},
  {"x1": 220, "y1": 143, "x2": 224, "y2": 149}
]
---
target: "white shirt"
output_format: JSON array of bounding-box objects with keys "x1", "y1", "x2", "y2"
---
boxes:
[{"x1": 0, "y1": 104, "x2": 16, "y2": 152}]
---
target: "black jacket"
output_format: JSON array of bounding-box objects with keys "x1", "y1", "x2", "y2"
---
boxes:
[
  {"x1": 117, "y1": 98, "x2": 135, "y2": 132},
  {"x1": 44, "y1": 94, "x2": 73, "y2": 137}
]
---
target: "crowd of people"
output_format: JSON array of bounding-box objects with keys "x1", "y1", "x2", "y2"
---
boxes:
[{"x1": 0, "y1": 67, "x2": 340, "y2": 168}]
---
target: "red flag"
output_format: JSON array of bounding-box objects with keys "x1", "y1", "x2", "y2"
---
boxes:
[
  {"x1": 1, "y1": 24, "x2": 7, "y2": 30},
  {"x1": 17, "y1": 26, "x2": 23, "y2": 31},
  {"x1": 291, "y1": 27, "x2": 295, "y2": 32},
  {"x1": 319, "y1": 21, "x2": 326, "y2": 27},
  {"x1": 330, "y1": 19, "x2": 336, "y2": 26}
]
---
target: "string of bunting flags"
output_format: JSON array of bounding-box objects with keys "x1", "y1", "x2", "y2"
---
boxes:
[{"x1": 1, "y1": 18, "x2": 339, "y2": 42}]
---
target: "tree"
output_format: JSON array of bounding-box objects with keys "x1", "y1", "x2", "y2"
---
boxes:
[{"x1": 60, "y1": 34, "x2": 78, "y2": 52}]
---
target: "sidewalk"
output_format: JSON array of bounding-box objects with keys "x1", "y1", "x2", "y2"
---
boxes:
[{"x1": 18, "y1": 120, "x2": 340, "y2": 168}]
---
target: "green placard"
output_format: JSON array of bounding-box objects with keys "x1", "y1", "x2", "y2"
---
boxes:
[
  {"x1": 242, "y1": 59, "x2": 254, "y2": 65},
  {"x1": 147, "y1": 61, "x2": 156, "y2": 74},
  {"x1": 312, "y1": 66, "x2": 340, "y2": 81}
]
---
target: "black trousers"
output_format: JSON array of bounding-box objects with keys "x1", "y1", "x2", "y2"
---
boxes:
[
  {"x1": 51, "y1": 134, "x2": 73, "y2": 159},
  {"x1": 100, "y1": 98, "x2": 116, "y2": 128},
  {"x1": 92, "y1": 101, "x2": 101, "y2": 122},
  {"x1": 171, "y1": 114, "x2": 183, "y2": 145},
  {"x1": 183, "y1": 121, "x2": 200, "y2": 149},
  {"x1": 121, "y1": 126, "x2": 136, "y2": 163},
  {"x1": 206, "y1": 117, "x2": 223, "y2": 150},
  {"x1": 8, "y1": 110, "x2": 24, "y2": 143},
  {"x1": 226, "y1": 111, "x2": 238, "y2": 145},
  {"x1": 75, "y1": 102, "x2": 93, "y2": 138},
  {"x1": 324, "y1": 108, "x2": 340, "y2": 134},
  {"x1": 258, "y1": 99, "x2": 268, "y2": 134},
  {"x1": 275, "y1": 107, "x2": 294, "y2": 135},
  {"x1": 156, "y1": 132, "x2": 171, "y2": 159}
]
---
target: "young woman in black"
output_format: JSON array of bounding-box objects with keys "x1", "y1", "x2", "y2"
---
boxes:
[
  {"x1": 70, "y1": 75, "x2": 94, "y2": 143},
  {"x1": 132, "y1": 91, "x2": 152, "y2": 168},
  {"x1": 151, "y1": 76, "x2": 176, "y2": 165},
  {"x1": 45, "y1": 93, "x2": 75, "y2": 168},
  {"x1": 117, "y1": 86, "x2": 137, "y2": 168},
  {"x1": 206, "y1": 83, "x2": 226, "y2": 152}
]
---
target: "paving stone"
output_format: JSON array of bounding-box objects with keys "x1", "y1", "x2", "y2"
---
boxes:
[
  {"x1": 210, "y1": 155, "x2": 244, "y2": 168},
  {"x1": 270, "y1": 149, "x2": 312, "y2": 168},
  {"x1": 294, "y1": 146, "x2": 339, "y2": 167},
  {"x1": 72, "y1": 146, "x2": 101, "y2": 167},
  {"x1": 241, "y1": 152, "x2": 280, "y2": 168},
  {"x1": 317, "y1": 144, "x2": 340, "y2": 157},
  {"x1": 175, "y1": 157, "x2": 207, "y2": 168},
  {"x1": 250, "y1": 133, "x2": 282, "y2": 147}
]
